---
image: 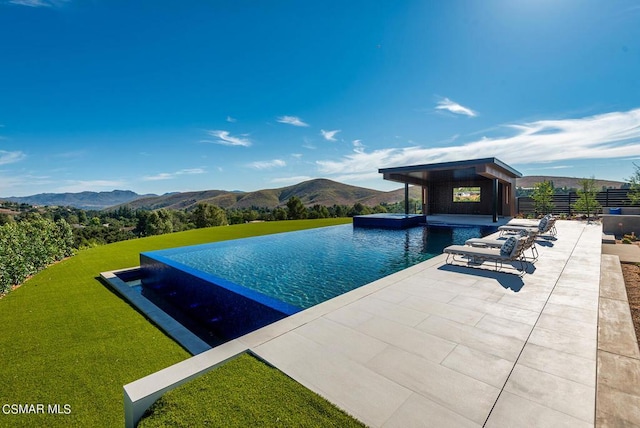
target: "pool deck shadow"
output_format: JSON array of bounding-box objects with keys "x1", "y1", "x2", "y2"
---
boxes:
[
  {"x1": 122, "y1": 220, "x2": 640, "y2": 427},
  {"x1": 437, "y1": 264, "x2": 526, "y2": 292}
]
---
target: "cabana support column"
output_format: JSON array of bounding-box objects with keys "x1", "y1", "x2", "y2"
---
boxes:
[
  {"x1": 492, "y1": 178, "x2": 499, "y2": 223},
  {"x1": 422, "y1": 186, "x2": 428, "y2": 215},
  {"x1": 404, "y1": 183, "x2": 409, "y2": 214}
]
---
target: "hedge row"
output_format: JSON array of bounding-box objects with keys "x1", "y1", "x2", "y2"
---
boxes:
[{"x1": 0, "y1": 216, "x2": 74, "y2": 294}]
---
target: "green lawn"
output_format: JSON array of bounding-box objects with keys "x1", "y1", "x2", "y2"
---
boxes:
[
  {"x1": 137, "y1": 353, "x2": 364, "y2": 428},
  {"x1": 0, "y1": 219, "x2": 354, "y2": 428}
]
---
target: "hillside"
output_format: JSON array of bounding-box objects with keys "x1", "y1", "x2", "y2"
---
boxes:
[
  {"x1": 116, "y1": 179, "x2": 415, "y2": 211},
  {"x1": 0, "y1": 190, "x2": 154, "y2": 210},
  {"x1": 516, "y1": 176, "x2": 625, "y2": 190},
  {"x1": 3, "y1": 175, "x2": 624, "y2": 212}
]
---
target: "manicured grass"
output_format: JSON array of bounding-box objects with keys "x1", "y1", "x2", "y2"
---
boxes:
[
  {"x1": 137, "y1": 353, "x2": 365, "y2": 428},
  {"x1": 0, "y1": 219, "x2": 352, "y2": 428}
]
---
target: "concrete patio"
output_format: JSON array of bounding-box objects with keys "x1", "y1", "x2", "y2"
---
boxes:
[
  {"x1": 124, "y1": 219, "x2": 640, "y2": 427},
  {"x1": 246, "y1": 220, "x2": 604, "y2": 426}
]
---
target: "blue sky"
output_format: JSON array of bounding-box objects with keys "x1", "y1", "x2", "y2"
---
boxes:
[{"x1": 1, "y1": 0, "x2": 639, "y2": 197}]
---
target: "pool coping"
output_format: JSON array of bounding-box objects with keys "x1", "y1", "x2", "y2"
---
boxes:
[{"x1": 113, "y1": 220, "x2": 640, "y2": 427}]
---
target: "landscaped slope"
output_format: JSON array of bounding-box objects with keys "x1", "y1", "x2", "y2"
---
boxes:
[{"x1": 0, "y1": 218, "x2": 351, "y2": 428}]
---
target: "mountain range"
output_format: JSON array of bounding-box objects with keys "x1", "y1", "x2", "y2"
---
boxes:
[
  {"x1": 110, "y1": 179, "x2": 423, "y2": 211},
  {"x1": 1, "y1": 190, "x2": 154, "y2": 210},
  {"x1": 1, "y1": 176, "x2": 626, "y2": 211},
  {"x1": 515, "y1": 176, "x2": 625, "y2": 190}
]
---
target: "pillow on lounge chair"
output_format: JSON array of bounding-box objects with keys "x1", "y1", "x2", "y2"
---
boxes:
[
  {"x1": 538, "y1": 217, "x2": 548, "y2": 232},
  {"x1": 500, "y1": 236, "x2": 518, "y2": 257}
]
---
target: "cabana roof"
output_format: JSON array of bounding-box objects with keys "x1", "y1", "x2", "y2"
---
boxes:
[{"x1": 379, "y1": 157, "x2": 522, "y2": 186}]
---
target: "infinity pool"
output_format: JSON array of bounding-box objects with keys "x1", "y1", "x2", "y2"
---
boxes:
[{"x1": 139, "y1": 224, "x2": 495, "y2": 345}]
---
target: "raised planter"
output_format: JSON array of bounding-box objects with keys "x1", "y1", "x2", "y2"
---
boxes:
[{"x1": 602, "y1": 214, "x2": 640, "y2": 236}]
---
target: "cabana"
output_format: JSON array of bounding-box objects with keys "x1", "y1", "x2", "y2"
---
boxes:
[{"x1": 379, "y1": 157, "x2": 522, "y2": 222}]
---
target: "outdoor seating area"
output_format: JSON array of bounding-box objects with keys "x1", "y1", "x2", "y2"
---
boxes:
[{"x1": 443, "y1": 216, "x2": 554, "y2": 275}]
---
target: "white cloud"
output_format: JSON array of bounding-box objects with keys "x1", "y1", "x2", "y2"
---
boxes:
[
  {"x1": 0, "y1": 174, "x2": 53, "y2": 195},
  {"x1": 226, "y1": 116, "x2": 237, "y2": 123},
  {"x1": 533, "y1": 165, "x2": 573, "y2": 170},
  {"x1": 247, "y1": 159, "x2": 286, "y2": 170},
  {"x1": 316, "y1": 108, "x2": 640, "y2": 180},
  {"x1": 9, "y1": 0, "x2": 69, "y2": 7},
  {"x1": 143, "y1": 168, "x2": 205, "y2": 181},
  {"x1": 203, "y1": 130, "x2": 251, "y2": 147},
  {"x1": 0, "y1": 150, "x2": 26, "y2": 165},
  {"x1": 302, "y1": 137, "x2": 316, "y2": 150},
  {"x1": 435, "y1": 98, "x2": 477, "y2": 117},
  {"x1": 54, "y1": 150, "x2": 86, "y2": 159},
  {"x1": 277, "y1": 116, "x2": 309, "y2": 127},
  {"x1": 321, "y1": 129, "x2": 341, "y2": 141},
  {"x1": 352, "y1": 139, "x2": 365, "y2": 153}
]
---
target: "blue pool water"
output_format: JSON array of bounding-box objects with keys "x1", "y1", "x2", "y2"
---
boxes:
[{"x1": 143, "y1": 224, "x2": 495, "y2": 311}]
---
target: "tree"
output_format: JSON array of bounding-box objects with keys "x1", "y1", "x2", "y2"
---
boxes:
[
  {"x1": 348, "y1": 203, "x2": 372, "y2": 216},
  {"x1": 531, "y1": 181, "x2": 555, "y2": 216},
  {"x1": 330, "y1": 204, "x2": 349, "y2": 218},
  {"x1": 627, "y1": 162, "x2": 640, "y2": 205},
  {"x1": 192, "y1": 203, "x2": 228, "y2": 228},
  {"x1": 273, "y1": 207, "x2": 287, "y2": 221},
  {"x1": 0, "y1": 213, "x2": 14, "y2": 226},
  {"x1": 286, "y1": 196, "x2": 307, "y2": 220},
  {"x1": 308, "y1": 204, "x2": 330, "y2": 219},
  {"x1": 573, "y1": 177, "x2": 601, "y2": 222}
]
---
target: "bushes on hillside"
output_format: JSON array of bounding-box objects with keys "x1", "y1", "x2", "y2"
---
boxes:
[{"x1": 0, "y1": 215, "x2": 74, "y2": 294}]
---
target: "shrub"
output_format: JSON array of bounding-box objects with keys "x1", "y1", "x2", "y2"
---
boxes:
[{"x1": 0, "y1": 215, "x2": 74, "y2": 295}]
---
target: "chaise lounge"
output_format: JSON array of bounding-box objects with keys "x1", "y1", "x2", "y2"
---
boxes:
[
  {"x1": 465, "y1": 230, "x2": 538, "y2": 261},
  {"x1": 498, "y1": 215, "x2": 557, "y2": 237},
  {"x1": 443, "y1": 235, "x2": 529, "y2": 275},
  {"x1": 506, "y1": 213, "x2": 553, "y2": 227}
]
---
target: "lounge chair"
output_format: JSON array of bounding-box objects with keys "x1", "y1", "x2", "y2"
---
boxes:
[
  {"x1": 498, "y1": 216, "x2": 556, "y2": 237},
  {"x1": 507, "y1": 214, "x2": 553, "y2": 227},
  {"x1": 443, "y1": 235, "x2": 529, "y2": 274},
  {"x1": 465, "y1": 230, "x2": 538, "y2": 261}
]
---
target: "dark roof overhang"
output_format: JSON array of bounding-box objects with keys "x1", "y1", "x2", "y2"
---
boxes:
[{"x1": 379, "y1": 157, "x2": 522, "y2": 187}]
